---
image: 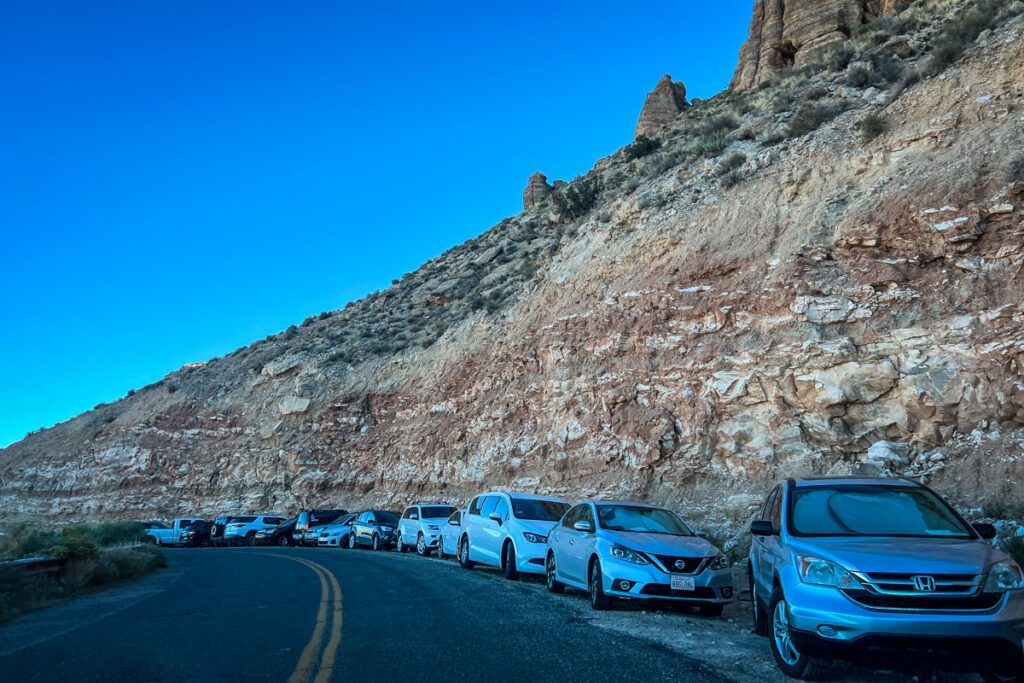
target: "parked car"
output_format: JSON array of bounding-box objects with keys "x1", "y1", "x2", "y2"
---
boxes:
[
  {"x1": 545, "y1": 500, "x2": 733, "y2": 613},
  {"x1": 317, "y1": 513, "x2": 359, "y2": 548},
  {"x1": 223, "y1": 515, "x2": 287, "y2": 546},
  {"x1": 294, "y1": 509, "x2": 349, "y2": 546},
  {"x1": 209, "y1": 515, "x2": 237, "y2": 547},
  {"x1": 749, "y1": 476, "x2": 1024, "y2": 681},
  {"x1": 457, "y1": 491, "x2": 570, "y2": 579},
  {"x1": 145, "y1": 518, "x2": 204, "y2": 546},
  {"x1": 255, "y1": 517, "x2": 298, "y2": 546},
  {"x1": 180, "y1": 520, "x2": 213, "y2": 547},
  {"x1": 397, "y1": 503, "x2": 458, "y2": 556},
  {"x1": 347, "y1": 510, "x2": 401, "y2": 550},
  {"x1": 437, "y1": 509, "x2": 465, "y2": 559}
]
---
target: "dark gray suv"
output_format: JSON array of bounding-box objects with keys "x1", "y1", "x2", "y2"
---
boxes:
[{"x1": 749, "y1": 477, "x2": 1024, "y2": 680}]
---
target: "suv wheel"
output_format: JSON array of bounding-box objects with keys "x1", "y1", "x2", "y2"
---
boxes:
[
  {"x1": 546, "y1": 552, "x2": 565, "y2": 594},
  {"x1": 246, "y1": 532, "x2": 257, "y2": 547},
  {"x1": 589, "y1": 561, "x2": 611, "y2": 610},
  {"x1": 371, "y1": 534, "x2": 381, "y2": 551},
  {"x1": 416, "y1": 534, "x2": 427, "y2": 556},
  {"x1": 750, "y1": 571, "x2": 769, "y2": 636},
  {"x1": 278, "y1": 535, "x2": 289, "y2": 547},
  {"x1": 502, "y1": 542, "x2": 519, "y2": 581},
  {"x1": 348, "y1": 533, "x2": 357, "y2": 550},
  {"x1": 458, "y1": 537, "x2": 475, "y2": 569},
  {"x1": 396, "y1": 534, "x2": 406, "y2": 553},
  {"x1": 768, "y1": 589, "x2": 828, "y2": 680},
  {"x1": 437, "y1": 537, "x2": 444, "y2": 558}
]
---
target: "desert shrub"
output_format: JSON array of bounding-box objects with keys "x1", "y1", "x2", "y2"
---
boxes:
[
  {"x1": 786, "y1": 103, "x2": 845, "y2": 138},
  {"x1": 698, "y1": 114, "x2": 738, "y2": 137},
  {"x1": 772, "y1": 92, "x2": 796, "y2": 114},
  {"x1": 869, "y1": 54, "x2": 904, "y2": 86},
  {"x1": 804, "y1": 86, "x2": 829, "y2": 101},
  {"x1": 824, "y1": 44, "x2": 855, "y2": 72},
  {"x1": 717, "y1": 152, "x2": 746, "y2": 176},
  {"x1": 736, "y1": 127, "x2": 758, "y2": 141},
  {"x1": 624, "y1": 134, "x2": 661, "y2": 160},
  {"x1": 65, "y1": 522, "x2": 147, "y2": 548},
  {"x1": 846, "y1": 65, "x2": 871, "y2": 88},
  {"x1": 560, "y1": 174, "x2": 604, "y2": 219},
  {"x1": 0, "y1": 526, "x2": 61, "y2": 559},
  {"x1": 692, "y1": 130, "x2": 729, "y2": 158},
  {"x1": 0, "y1": 565, "x2": 64, "y2": 622},
  {"x1": 720, "y1": 170, "x2": 744, "y2": 190},
  {"x1": 637, "y1": 190, "x2": 663, "y2": 210},
  {"x1": 928, "y1": 0, "x2": 1001, "y2": 73},
  {"x1": 58, "y1": 537, "x2": 98, "y2": 561},
  {"x1": 760, "y1": 130, "x2": 787, "y2": 146},
  {"x1": 858, "y1": 112, "x2": 889, "y2": 141}
]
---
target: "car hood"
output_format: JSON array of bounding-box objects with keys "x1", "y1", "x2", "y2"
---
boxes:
[
  {"x1": 321, "y1": 522, "x2": 351, "y2": 533},
  {"x1": 788, "y1": 536, "x2": 997, "y2": 575},
  {"x1": 516, "y1": 520, "x2": 559, "y2": 536},
  {"x1": 605, "y1": 531, "x2": 719, "y2": 556}
]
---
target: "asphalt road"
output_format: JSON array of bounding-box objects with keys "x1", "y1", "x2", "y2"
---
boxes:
[{"x1": 0, "y1": 547, "x2": 729, "y2": 683}]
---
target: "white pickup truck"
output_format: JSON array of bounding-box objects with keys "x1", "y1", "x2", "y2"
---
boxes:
[{"x1": 145, "y1": 518, "x2": 203, "y2": 546}]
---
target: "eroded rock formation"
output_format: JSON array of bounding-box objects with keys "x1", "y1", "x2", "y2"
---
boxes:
[
  {"x1": 635, "y1": 75, "x2": 688, "y2": 138},
  {"x1": 523, "y1": 172, "x2": 553, "y2": 210},
  {"x1": 731, "y1": 0, "x2": 901, "y2": 90}
]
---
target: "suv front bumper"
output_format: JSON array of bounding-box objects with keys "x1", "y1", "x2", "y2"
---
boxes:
[{"x1": 785, "y1": 582, "x2": 1024, "y2": 669}]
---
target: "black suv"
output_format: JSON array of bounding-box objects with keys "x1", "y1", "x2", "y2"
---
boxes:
[{"x1": 180, "y1": 520, "x2": 212, "y2": 547}]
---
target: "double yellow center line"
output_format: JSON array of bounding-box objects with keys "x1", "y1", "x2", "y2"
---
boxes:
[{"x1": 262, "y1": 554, "x2": 343, "y2": 683}]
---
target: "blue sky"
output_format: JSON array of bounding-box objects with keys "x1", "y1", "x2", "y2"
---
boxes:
[{"x1": 0, "y1": 1, "x2": 751, "y2": 447}]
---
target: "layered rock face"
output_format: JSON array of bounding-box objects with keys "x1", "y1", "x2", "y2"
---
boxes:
[
  {"x1": 2, "y1": 4, "x2": 1023, "y2": 540},
  {"x1": 731, "y1": 0, "x2": 901, "y2": 90},
  {"x1": 635, "y1": 75, "x2": 688, "y2": 138},
  {"x1": 522, "y1": 172, "x2": 553, "y2": 210}
]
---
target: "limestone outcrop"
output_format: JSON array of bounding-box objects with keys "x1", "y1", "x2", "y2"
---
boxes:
[
  {"x1": 731, "y1": 0, "x2": 899, "y2": 90},
  {"x1": 523, "y1": 172, "x2": 553, "y2": 210},
  {"x1": 635, "y1": 75, "x2": 688, "y2": 138}
]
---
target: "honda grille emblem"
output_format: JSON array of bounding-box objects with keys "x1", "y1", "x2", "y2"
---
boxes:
[
  {"x1": 912, "y1": 575, "x2": 936, "y2": 592},
  {"x1": 674, "y1": 560, "x2": 687, "y2": 570}
]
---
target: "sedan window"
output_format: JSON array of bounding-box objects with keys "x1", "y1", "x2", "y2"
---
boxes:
[
  {"x1": 561, "y1": 505, "x2": 583, "y2": 528},
  {"x1": 447, "y1": 511, "x2": 461, "y2": 526},
  {"x1": 479, "y1": 496, "x2": 499, "y2": 518},
  {"x1": 468, "y1": 497, "x2": 483, "y2": 515},
  {"x1": 596, "y1": 505, "x2": 693, "y2": 536}
]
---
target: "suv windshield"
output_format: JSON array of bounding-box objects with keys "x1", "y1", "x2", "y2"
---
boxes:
[
  {"x1": 420, "y1": 506, "x2": 456, "y2": 519},
  {"x1": 597, "y1": 505, "x2": 693, "y2": 536},
  {"x1": 511, "y1": 499, "x2": 569, "y2": 522},
  {"x1": 375, "y1": 511, "x2": 400, "y2": 526},
  {"x1": 310, "y1": 512, "x2": 343, "y2": 525},
  {"x1": 790, "y1": 485, "x2": 972, "y2": 538}
]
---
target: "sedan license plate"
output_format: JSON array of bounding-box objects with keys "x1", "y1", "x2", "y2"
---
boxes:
[{"x1": 670, "y1": 576, "x2": 695, "y2": 592}]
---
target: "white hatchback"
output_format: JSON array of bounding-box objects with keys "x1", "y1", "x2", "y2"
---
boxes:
[{"x1": 457, "y1": 491, "x2": 570, "y2": 579}]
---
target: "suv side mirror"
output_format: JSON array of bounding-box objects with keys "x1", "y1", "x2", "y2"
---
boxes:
[
  {"x1": 973, "y1": 523, "x2": 997, "y2": 540},
  {"x1": 409, "y1": 514, "x2": 419, "y2": 521},
  {"x1": 750, "y1": 520, "x2": 776, "y2": 536},
  {"x1": 573, "y1": 520, "x2": 593, "y2": 533},
  {"x1": 488, "y1": 513, "x2": 503, "y2": 525}
]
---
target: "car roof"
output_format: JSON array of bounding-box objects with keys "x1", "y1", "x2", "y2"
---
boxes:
[
  {"x1": 580, "y1": 499, "x2": 665, "y2": 509},
  {"x1": 790, "y1": 476, "x2": 923, "y2": 488},
  {"x1": 409, "y1": 502, "x2": 457, "y2": 507},
  {"x1": 482, "y1": 491, "x2": 568, "y2": 503}
]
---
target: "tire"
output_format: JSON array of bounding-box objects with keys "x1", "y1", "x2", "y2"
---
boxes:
[
  {"x1": 278, "y1": 534, "x2": 290, "y2": 547},
  {"x1": 546, "y1": 552, "x2": 565, "y2": 594},
  {"x1": 149, "y1": 536, "x2": 159, "y2": 545},
  {"x1": 502, "y1": 542, "x2": 519, "y2": 581},
  {"x1": 348, "y1": 533, "x2": 357, "y2": 550},
  {"x1": 458, "y1": 536, "x2": 475, "y2": 569},
  {"x1": 416, "y1": 534, "x2": 428, "y2": 557},
  {"x1": 751, "y1": 568, "x2": 770, "y2": 636},
  {"x1": 396, "y1": 534, "x2": 406, "y2": 553},
  {"x1": 700, "y1": 604, "x2": 725, "y2": 617},
  {"x1": 768, "y1": 589, "x2": 829, "y2": 680},
  {"x1": 246, "y1": 532, "x2": 257, "y2": 547},
  {"x1": 589, "y1": 560, "x2": 611, "y2": 611},
  {"x1": 340, "y1": 534, "x2": 349, "y2": 549},
  {"x1": 437, "y1": 537, "x2": 444, "y2": 558},
  {"x1": 371, "y1": 534, "x2": 381, "y2": 551}
]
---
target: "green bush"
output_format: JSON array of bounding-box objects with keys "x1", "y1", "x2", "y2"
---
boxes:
[
  {"x1": 846, "y1": 66, "x2": 871, "y2": 88},
  {"x1": 0, "y1": 526, "x2": 61, "y2": 559},
  {"x1": 560, "y1": 174, "x2": 604, "y2": 219},
  {"x1": 717, "y1": 152, "x2": 746, "y2": 176},
  {"x1": 58, "y1": 537, "x2": 98, "y2": 561},
  {"x1": 858, "y1": 112, "x2": 889, "y2": 141},
  {"x1": 699, "y1": 114, "x2": 739, "y2": 138},
  {"x1": 720, "y1": 170, "x2": 744, "y2": 190},
  {"x1": 928, "y1": 0, "x2": 1001, "y2": 73},
  {"x1": 692, "y1": 130, "x2": 728, "y2": 158},
  {"x1": 787, "y1": 103, "x2": 845, "y2": 138},
  {"x1": 624, "y1": 135, "x2": 661, "y2": 160}
]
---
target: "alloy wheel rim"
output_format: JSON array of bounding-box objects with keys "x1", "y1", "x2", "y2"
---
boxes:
[
  {"x1": 460, "y1": 539, "x2": 467, "y2": 563},
  {"x1": 546, "y1": 556, "x2": 555, "y2": 587},
  {"x1": 773, "y1": 600, "x2": 800, "y2": 666},
  {"x1": 590, "y1": 566, "x2": 599, "y2": 601},
  {"x1": 418, "y1": 537, "x2": 425, "y2": 554}
]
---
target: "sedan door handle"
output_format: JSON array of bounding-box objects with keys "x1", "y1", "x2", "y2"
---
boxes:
[{"x1": 568, "y1": 540, "x2": 574, "y2": 546}]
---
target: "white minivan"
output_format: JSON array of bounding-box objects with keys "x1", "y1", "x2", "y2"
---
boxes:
[{"x1": 457, "y1": 491, "x2": 570, "y2": 579}]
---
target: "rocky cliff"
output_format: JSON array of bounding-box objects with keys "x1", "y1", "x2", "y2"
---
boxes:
[
  {"x1": 635, "y1": 75, "x2": 689, "y2": 138},
  {"x1": 731, "y1": 0, "x2": 903, "y2": 90},
  {"x1": 3, "y1": 0, "x2": 1023, "y2": 543}
]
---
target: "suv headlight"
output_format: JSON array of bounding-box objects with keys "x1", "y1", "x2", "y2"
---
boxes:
[
  {"x1": 427, "y1": 525, "x2": 440, "y2": 531},
  {"x1": 380, "y1": 526, "x2": 394, "y2": 532},
  {"x1": 796, "y1": 556, "x2": 859, "y2": 589},
  {"x1": 986, "y1": 560, "x2": 1024, "y2": 592},
  {"x1": 709, "y1": 554, "x2": 730, "y2": 570},
  {"x1": 610, "y1": 544, "x2": 649, "y2": 565},
  {"x1": 522, "y1": 532, "x2": 547, "y2": 544}
]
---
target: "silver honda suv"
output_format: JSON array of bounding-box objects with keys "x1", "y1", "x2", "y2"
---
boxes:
[{"x1": 749, "y1": 477, "x2": 1024, "y2": 681}]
